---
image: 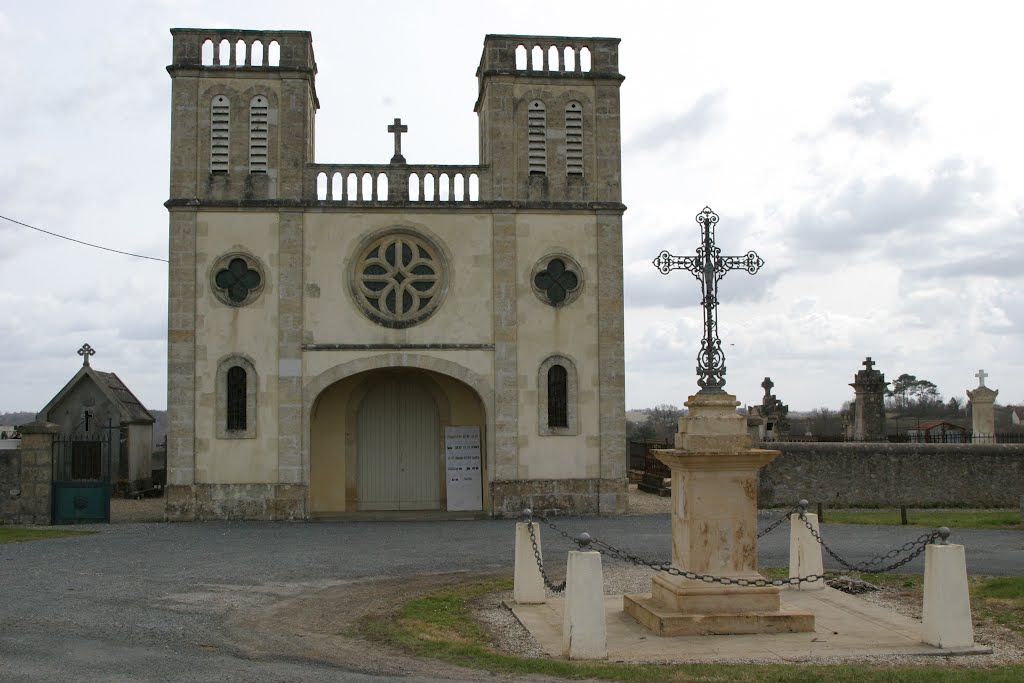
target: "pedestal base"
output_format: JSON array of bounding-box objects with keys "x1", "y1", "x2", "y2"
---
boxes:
[{"x1": 623, "y1": 592, "x2": 815, "y2": 636}]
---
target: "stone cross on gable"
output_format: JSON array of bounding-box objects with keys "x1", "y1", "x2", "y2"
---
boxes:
[
  {"x1": 78, "y1": 343, "x2": 96, "y2": 367},
  {"x1": 976, "y1": 369, "x2": 988, "y2": 387},
  {"x1": 653, "y1": 207, "x2": 764, "y2": 394},
  {"x1": 388, "y1": 117, "x2": 408, "y2": 164},
  {"x1": 862, "y1": 357, "x2": 875, "y2": 372},
  {"x1": 761, "y1": 377, "x2": 774, "y2": 396}
]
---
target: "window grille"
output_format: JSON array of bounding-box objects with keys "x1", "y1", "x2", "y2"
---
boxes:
[
  {"x1": 249, "y1": 95, "x2": 268, "y2": 173},
  {"x1": 226, "y1": 366, "x2": 247, "y2": 430},
  {"x1": 211, "y1": 95, "x2": 230, "y2": 173},
  {"x1": 528, "y1": 100, "x2": 547, "y2": 175},
  {"x1": 547, "y1": 364, "x2": 569, "y2": 428},
  {"x1": 565, "y1": 101, "x2": 583, "y2": 175}
]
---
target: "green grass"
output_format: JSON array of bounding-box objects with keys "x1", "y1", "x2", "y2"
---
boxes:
[
  {"x1": 349, "y1": 576, "x2": 1024, "y2": 682},
  {"x1": 821, "y1": 509, "x2": 1021, "y2": 529},
  {"x1": 0, "y1": 527, "x2": 97, "y2": 544},
  {"x1": 973, "y1": 576, "x2": 1024, "y2": 633}
]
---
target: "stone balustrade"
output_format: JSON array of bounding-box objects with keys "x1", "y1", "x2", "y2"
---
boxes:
[
  {"x1": 310, "y1": 165, "x2": 486, "y2": 204},
  {"x1": 478, "y1": 34, "x2": 620, "y2": 75},
  {"x1": 169, "y1": 28, "x2": 315, "y2": 71}
]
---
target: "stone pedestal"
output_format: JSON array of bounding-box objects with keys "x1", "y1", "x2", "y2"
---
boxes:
[
  {"x1": 850, "y1": 357, "x2": 888, "y2": 441},
  {"x1": 967, "y1": 383, "x2": 997, "y2": 442},
  {"x1": 624, "y1": 392, "x2": 814, "y2": 636}
]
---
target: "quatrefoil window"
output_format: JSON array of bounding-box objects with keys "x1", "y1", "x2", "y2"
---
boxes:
[
  {"x1": 351, "y1": 230, "x2": 448, "y2": 328},
  {"x1": 532, "y1": 255, "x2": 583, "y2": 307},
  {"x1": 210, "y1": 253, "x2": 265, "y2": 307}
]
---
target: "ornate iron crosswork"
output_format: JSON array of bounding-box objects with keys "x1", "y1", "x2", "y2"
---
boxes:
[
  {"x1": 653, "y1": 207, "x2": 764, "y2": 394},
  {"x1": 78, "y1": 343, "x2": 96, "y2": 366}
]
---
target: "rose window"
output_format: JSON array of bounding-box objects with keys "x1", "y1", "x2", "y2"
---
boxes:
[
  {"x1": 353, "y1": 232, "x2": 447, "y2": 328},
  {"x1": 210, "y1": 253, "x2": 265, "y2": 307}
]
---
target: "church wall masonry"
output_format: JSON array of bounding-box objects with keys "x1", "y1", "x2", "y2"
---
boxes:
[{"x1": 165, "y1": 29, "x2": 627, "y2": 520}]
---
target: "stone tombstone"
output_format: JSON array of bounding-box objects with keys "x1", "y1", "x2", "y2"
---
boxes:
[
  {"x1": 849, "y1": 357, "x2": 888, "y2": 442},
  {"x1": 748, "y1": 377, "x2": 789, "y2": 441},
  {"x1": 966, "y1": 369, "x2": 998, "y2": 443}
]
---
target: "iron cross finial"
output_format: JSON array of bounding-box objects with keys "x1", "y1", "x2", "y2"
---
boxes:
[
  {"x1": 652, "y1": 207, "x2": 764, "y2": 394},
  {"x1": 388, "y1": 117, "x2": 408, "y2": 164},
  {"x1": 975, "y1": 369, "x2": 988, "y2": 387},
  {"x1": 78, "y1": 343, "x2": 96, "y2": 367}
]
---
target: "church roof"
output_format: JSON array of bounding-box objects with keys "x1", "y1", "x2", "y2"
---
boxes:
[{"x1": 38, "y1": 365, "x2": 155, "y2": 425}]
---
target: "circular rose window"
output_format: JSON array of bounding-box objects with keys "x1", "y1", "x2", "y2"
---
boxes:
[{"x1": 351, "y1": 230, "x2": 448, "y2": 328}]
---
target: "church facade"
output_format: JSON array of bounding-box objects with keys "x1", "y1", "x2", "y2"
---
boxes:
[{"x1": 165, "y1": 29, "x2": 627, "y2": 519}]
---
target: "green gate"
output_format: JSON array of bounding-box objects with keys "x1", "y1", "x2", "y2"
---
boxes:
[{"x1": 52, "y1": 431, "x2": 111, "y2": 524}]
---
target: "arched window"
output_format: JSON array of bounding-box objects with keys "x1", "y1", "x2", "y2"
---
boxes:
[
  {"x1": 210, "y1": 95, "x2": 230, "y2": 173},
  {"x1": 226, "y1": 366, "x2": 247, "y2": 431},
  {"x1": 249, "y1": 95, "x2": 269, "y2": 174},
  {"x1": 565, "y1": 101, "x2": 583, "y2": 176},
  {"x1": 528, "y1": 100, "x2": 546, "y2": 175},
  {"x1": 217, "y1": 355, "x2": 257, "y2": 439},
  {"x1": 538, "y1": 355, "x2": 579, "y2": 436},
  {"x1": 547, "y1": 365, "x2": 568, "y2": 428}
]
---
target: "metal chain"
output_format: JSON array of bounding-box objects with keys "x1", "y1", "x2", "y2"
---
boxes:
[
  {"x1": 757, "y1": 504, "x2": 801, "y2": 539},
  {"x1": 530, "y1": 509, "x2": 941, "y2": 589},
  {"x1": 798, "y1": 512, "x2": 938, "y2": 573},
  {"x1": 526, "y1": 521, "x2": 566, "y2": 593}
]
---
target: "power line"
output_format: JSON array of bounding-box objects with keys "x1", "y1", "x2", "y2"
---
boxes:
[{"x1": 0, "y1": 214, "x2": 168, "y2": 263}]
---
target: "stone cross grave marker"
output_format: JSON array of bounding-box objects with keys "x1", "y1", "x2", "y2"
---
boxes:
[
  {"x1": 976, "y1": 369, "x2": 988, "y2": 387},
  {"x1": 653, "y1": 207, "x2": 764, "y2": 394}
]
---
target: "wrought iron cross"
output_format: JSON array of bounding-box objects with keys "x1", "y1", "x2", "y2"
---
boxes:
[
  {"x1": 78, "y1": 343, "x2": 96, "y2": 367},
  {"x1": 388, "y1": 117, "x2": 408, "y2": 164},
  {"x1": 976, "y1": 369, "x2": 988, "y2": 387},
  {"x1": 653, "y1": 207, "x2": 764, "y2": 394}
]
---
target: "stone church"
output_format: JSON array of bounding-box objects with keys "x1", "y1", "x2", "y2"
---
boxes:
[{"x1": 165, "y1": 29, "x2": 626, "y2": 519}]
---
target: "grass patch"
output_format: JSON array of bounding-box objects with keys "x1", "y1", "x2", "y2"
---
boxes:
[
  {"x1": 350, "y1": 575, "x2": 1024, "y2": 682},
  {"x1": 822, "y1": 509, "x2": 1021, "y2": 529},
  {"x1": 973, "y1": 577, "x2": 1024, "y2": 634},
  {"x1": 0, "y1": 527, "x2": 97, "y2": 544}
]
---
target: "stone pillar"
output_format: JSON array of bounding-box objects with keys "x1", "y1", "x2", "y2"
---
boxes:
[
  {"x1": 16, "y1": 421, "x2": 61, "y2": 525},
  {"x1": 966, "y1": 370, "x2": 997, "y2": 443},
  {"x1": 513, "y1": 522, "x2": 546, "y2": 604},
  {"x1": 850, "y1": 357, "x2": 888, "y2": 441},
  {"x1": 623, "y1": 392, "x2": 814, "y2": 635},
  {"x1": 922, "y1": 542, "x2": 974, "y2": 649},
  {"x1": 562, "y1": 548, "x2": 607, "y2": 660}
]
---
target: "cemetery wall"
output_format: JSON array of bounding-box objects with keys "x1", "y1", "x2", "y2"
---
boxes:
[
  {"x1": 0, "y1": 451, "x2": 19, "y2": 522},
  {"x1": 758, "y1": 442, "x2": 1024, "y2": 507}
]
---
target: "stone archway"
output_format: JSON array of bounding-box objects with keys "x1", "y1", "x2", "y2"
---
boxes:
[{"x1": 305, "y1": 356, "x2": 492, "y2": 516}]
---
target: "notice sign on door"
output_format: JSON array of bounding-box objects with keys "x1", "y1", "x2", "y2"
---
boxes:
[{"x1": 444, "y1": 426, "x2": 482, "y2": 511}]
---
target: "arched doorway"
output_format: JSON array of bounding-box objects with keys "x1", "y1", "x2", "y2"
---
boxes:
[{"x1": 357, "y1": 376, "x2": 440, "y2": 510}]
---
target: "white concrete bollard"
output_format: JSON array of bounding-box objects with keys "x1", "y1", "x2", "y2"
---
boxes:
[
  {"x1": 562, "y1": 539, "x2": 607, "y2": 660},
  {"x1": 513, "y1": 521, "x2": 546, "y2": 604},
  {"x1": 789, "y1": 506, "x2": 825, "y2": 590},
  {"x1": 922, "y1": 533, "x2": 975, "y2": 649}
]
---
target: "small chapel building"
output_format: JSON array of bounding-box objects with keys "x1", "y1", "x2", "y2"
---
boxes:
[{"x1": 164, "y1": 29, "x2": 627, "y2": 519}]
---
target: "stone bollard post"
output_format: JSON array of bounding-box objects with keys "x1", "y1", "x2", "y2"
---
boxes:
[
  {"x1": 789, "y1": 500, "x2": 825, "y2": 590},
  {"x1": 922, "y1": 528, "x2": 975, "y2": 649},
  {"x1": 562, "y1": 533, "x2": 607, "y2": 660},
  {"x1": 513, "y1": 509, "x2": 546, "y2": 604}
]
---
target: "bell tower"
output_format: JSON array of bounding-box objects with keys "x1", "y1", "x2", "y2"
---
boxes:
[
  {"x1": 166, "y1": 29, "x2": 318, "y2": 203},
  {"x1": 475, "y1": 35, "x2": 624, "y2": 204}
]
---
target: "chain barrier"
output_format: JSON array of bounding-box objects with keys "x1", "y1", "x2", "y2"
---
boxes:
[
  {"x1": 757, "y1": 504, "x2": 801, "y2": 539},
  {"x1": 526, "y1": 519, "x2": 566, "y2": 593},
  {"x1": 523, "y1": 505, "x2": 948, "y2": 591}
]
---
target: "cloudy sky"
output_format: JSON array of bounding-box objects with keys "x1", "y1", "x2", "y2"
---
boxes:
[{"x1": 2, "y1": 1, "x2": 1022, "y2": 414}]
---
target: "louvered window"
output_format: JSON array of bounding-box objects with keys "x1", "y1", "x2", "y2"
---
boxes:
[
  {"x1": 249, "y1": 95, "x2": 268, "y2": 174},
  {"x1": 226, "y1": 366, "x2": 247, "y2": 431},
  {"x1": 565, "y1": 101, "x2": 583, "y2": 175},
  {"x1": 210, "y1": 95, "x2": 230, "y2": 173},
  {"x1": 547, "y1": 364, "x2": 568, "y2": 428},
  {"x1": 528, "y1": 100, "x2": 547, "y2": 175}
]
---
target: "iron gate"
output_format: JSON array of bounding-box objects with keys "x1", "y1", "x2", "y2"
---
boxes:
[{"x1": 52, "y1": 430, "x2": 111, "y2": 524}]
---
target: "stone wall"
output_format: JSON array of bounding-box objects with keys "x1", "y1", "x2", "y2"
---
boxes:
[
  {"x1": 0, "y1": 451, "x2": 20, "y2": 522},
  {"x1": 490, "y1": 477, "x2": 627, "y2": 518},
  {"x1": 758, "y1": 441, "x2": 1024, "y2": 508}
]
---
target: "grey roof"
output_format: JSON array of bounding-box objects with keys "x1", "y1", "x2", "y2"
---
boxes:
[{"x1": 38, "y1": 366, "x2": 155, "y2": 425}]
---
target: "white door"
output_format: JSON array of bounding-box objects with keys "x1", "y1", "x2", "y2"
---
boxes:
[{"x1": 357, "y1": 377, "x2": 440, "y2": 511}]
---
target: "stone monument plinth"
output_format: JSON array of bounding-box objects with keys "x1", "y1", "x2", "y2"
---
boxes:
[
  {"x1": 623, "y1": 392, "x2": 815, "y2": 636},
  {"x1": 967, "y1": 369, "x2": 998, "y2": 443}
]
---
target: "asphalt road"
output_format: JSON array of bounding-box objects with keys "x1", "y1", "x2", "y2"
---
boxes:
[{"x1": 1, "y1": 515, "x2": 1021, "y2": 682}]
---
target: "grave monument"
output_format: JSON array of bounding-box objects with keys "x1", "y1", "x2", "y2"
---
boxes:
[
  {"x1": 850, "y1": 357, "x2": 887, "y2": 441},
  {"x1": 623, "y1": 207, "x2": 814, "y2": 635},
  {"x1": 966, "y1": 369, "x2": 998, "y2": 443},
  {"x1": 748, "y1": 376, "x2": 789, "y2": 441}
]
